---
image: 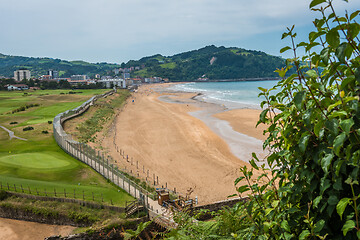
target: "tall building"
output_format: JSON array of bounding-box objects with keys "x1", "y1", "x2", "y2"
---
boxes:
[
  {"x1": 14, "y1": 70, "x2": 31, "y2": 82},
  {"x1": 48, "y1": 70, "x2": 59, "y2": 79}
]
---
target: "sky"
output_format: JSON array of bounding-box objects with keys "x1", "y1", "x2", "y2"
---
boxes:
[{"x1": 0, "y1": 0, "x2": 359, "y2": 64}]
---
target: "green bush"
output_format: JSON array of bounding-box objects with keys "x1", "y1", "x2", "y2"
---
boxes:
[
  {"x1": 23, "y1": 126, "x2": 34, "y2": 131},
  {"x1": 0, "y1": 190, "x2": 8, "y2": 201}
]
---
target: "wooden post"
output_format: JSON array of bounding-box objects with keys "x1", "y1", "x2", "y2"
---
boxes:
[
  {"x1": 21, "y1": 184, "x2": 24, "y2": 193},
  {"x1": 83, "y1": 190, "x2": 85, "y2": 200},
  {"x1": 74, "y1": 189, "x2": 76, "y2": 199},
  {"x1": 64, "y1": 189, "x2": 66, "y2": 198}
]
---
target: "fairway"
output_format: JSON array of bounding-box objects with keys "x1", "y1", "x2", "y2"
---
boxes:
[
  {"x1": 0, "y1": 152, "x2": 76, "y2": 170},
  {"x1": 0, "y1": 89, "x2": 134, "y2": 206}
]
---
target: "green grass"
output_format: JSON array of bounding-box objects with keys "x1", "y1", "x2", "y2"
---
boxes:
[
  {"x1": 0, "y1": 89, "x2": 134, "y2": 206},
  {"x1": 76, "y1": 90, "x2": 131, "y2": 142},
  {"x1": 160, "y1": 62, "x2": 176, "y2": 69}
]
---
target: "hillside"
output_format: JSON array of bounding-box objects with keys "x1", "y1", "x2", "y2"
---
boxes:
[
  {"x1": 128, "y1": 45, "x2": 288, "y2": 81},
  {"x1": 0, "y1": 54, "x2": 119, "y2": 78},
  {"x1": 0, "y1": 45, "x2": 288, "y2": 80}
]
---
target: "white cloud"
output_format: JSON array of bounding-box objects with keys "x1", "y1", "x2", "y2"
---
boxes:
[{"x1": 0, "y1": 0, "x2": 359, "y2": 62}]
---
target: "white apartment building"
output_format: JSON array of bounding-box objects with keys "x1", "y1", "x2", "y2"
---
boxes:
[{"x1": 14, "y1": 70, "x2": 31, "y2": 82}]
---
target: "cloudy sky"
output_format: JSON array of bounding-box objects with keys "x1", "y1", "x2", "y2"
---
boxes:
[{"x1": 0, "y1": 0, "x2": 359, "y2": 63}]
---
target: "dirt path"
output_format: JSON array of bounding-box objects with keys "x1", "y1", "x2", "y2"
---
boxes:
[
  {"x1": 0, "y1": 125, "x2": 27, "y2": 141},
  {"x1": 0, "y1": 217, "x2": 75, "y2": 240}
]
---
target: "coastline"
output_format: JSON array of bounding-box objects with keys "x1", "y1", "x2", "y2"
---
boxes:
[{"x1": 103, "y1": 83, "x2": 267, "y2": 204}]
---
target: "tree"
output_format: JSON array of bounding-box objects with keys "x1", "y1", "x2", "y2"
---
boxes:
[{"x1": 238, "y1": 0, "x2": 360, "y2": 238}]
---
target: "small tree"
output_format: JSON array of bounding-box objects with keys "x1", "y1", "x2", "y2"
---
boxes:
[{"x1": 235, "y1": 0, "x2": 360, "y2": 239}]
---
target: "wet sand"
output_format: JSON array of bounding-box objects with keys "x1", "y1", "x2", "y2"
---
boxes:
[{"x1": 103, "y1": 83, "x2": 267, "y2": 204}]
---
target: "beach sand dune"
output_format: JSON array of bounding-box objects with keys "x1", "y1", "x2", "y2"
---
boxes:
[{"x1": 103, "y1": 84, "x2": 267, "y2": 204}]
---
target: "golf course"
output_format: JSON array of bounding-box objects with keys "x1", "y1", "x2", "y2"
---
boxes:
[{"x1": 0, "y1": 89, "x2": 134, "y2": 206}]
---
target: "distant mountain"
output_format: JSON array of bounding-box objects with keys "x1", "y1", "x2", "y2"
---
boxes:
[
  {"x1": 0, "y1": 45, "x2": 288, "y2": 80},
  {"x1": 0, "y1": 54, "x2": 119, "y2": 78},
  {"x1": 127, "y1": 45, "x2": 289, "y2": 81}
]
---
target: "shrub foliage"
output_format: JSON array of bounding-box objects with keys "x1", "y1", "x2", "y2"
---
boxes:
[{"x1": 167, "y1": 1, "x2": 360, "y2": 239}]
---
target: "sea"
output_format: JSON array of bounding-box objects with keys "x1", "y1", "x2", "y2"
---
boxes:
[{"x1": 170, "y1": 80, "x2": 280, "y2": 109}]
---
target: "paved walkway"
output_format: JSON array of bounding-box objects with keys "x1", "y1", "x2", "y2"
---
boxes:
[{"x1": 0, "y1": 125, "x2": 27, "y2": 141}]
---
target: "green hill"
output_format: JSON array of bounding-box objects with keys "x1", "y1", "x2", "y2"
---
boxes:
[
  {"x1": 0, "y1": 45, "x2": 289, "y2": 81},
  {"x1": 128, "y1": 45, "x2": 288, "y2": 81},
  {"x1": 0, "y1": 55, "x2": 119, "y2": 78}
]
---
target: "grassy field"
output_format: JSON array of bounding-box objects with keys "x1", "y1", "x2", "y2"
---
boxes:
[{"x1": 0, "y1": 89, "x2": 134, "y2": 206}]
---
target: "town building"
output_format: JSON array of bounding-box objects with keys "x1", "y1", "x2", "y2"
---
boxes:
[
  {"x1": 14, "y1": 70, "x2": 31, "y2": 82},
  {"x1": 122, "y1": 72, "x2": 130, "y2": 79},
  {"x1": 70, "y1": 75, "x2": 88, "y2": 81},
  {"x1": 40, "y1": 75, "x2": 53, "y2": 81},
  {"x1": 7, "y1": 84, "x2": 29, "y2": 91},
  {"x1": 97, "y1": 78, "x2": 126, "y2": 89},
  {"x1": 48, "y1": 70, "x2": 59, "y2": 79}
]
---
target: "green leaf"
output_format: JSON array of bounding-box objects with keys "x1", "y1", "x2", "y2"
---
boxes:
[
  {"x1": 234, "y1": 176, "x2": 245, "y2": 186},
  {"x1": 306, "y1": 69, "x2": 318, "y2": 79},
  {"x1": 299, "y1": 133, "x2": 311, "y2": 153},
  {"x1": 329, "y1": 111, "x2": 348, "y2": 119},
  {"x1": 314, "y1": 196, "x2": 322, "y2": 208},
  {"x1": 237, "y1": 185, "x2": 250, "y2": 194},
  {"x1": 259, "y1": 109, "x2": 269, "y2": 123},
  {"x1": 314, "y1": 121, "x2": 323, "y2": 137},
  {"x1": 350, "y1": 10, "x2": 360, "y2": 20},
  {"x1": 309, "y1": 0, "x2": 326, "y2": 8},
  {"x1": 299, "y1": 230, "x2": 310, "y2": 240},
  {"x1": 258, "y1": 87, "x2": 268, "y2": 92},
  {"x1": 342, "y1": 220, "x2": 355, "y2": 236},
  {"x1": 280, "y1": 46, "x2": 292, "y2": 53},
  {"x1": 281, "y1": 220, "x2": 291, "y2": 232},
  {"x1": 328, "y1": 195, "x2": 339, "y2": 205},
  {"x1": 335, "y1": 42, "x2": 348, "y2": 63},
  {"x1": 321, "y1": 153, "x2": 333, "y2": 174},
  {"x1": 327, "y1": 100, "x2": 342, "y2": 112},
  {"x1": 326, "y1": 28, "x2": 340, "y2": 48},
  {"x1": 250, "y1": 159, "x2": 259, "y2": 170},
  {"x1": 336, "y1": 198, "x2": 351, "y2": 220},
  {"x1": 320, "y1": 47, "x2": 331, "y2": 64},
  {"x1": 294, "y1": 91, "x2": 306, "y2": 109},
  {"x1": 333, "y1": 132, "x2": 347, "y2": 156},
  {"x1": 314, "y1": 219, "x2": 325, "y2": 233},
  {"x1": 340, "y1": 118, "x2": 354, "y2": 135}
]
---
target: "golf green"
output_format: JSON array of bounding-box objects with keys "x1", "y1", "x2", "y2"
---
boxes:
[{"x1": 0, "y1": 152, "x2": 78, "y2": 170}]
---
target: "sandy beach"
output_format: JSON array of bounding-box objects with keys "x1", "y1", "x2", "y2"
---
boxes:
[{"x1": 103, "y1": 83, "x2": 267, "y2": 204}]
